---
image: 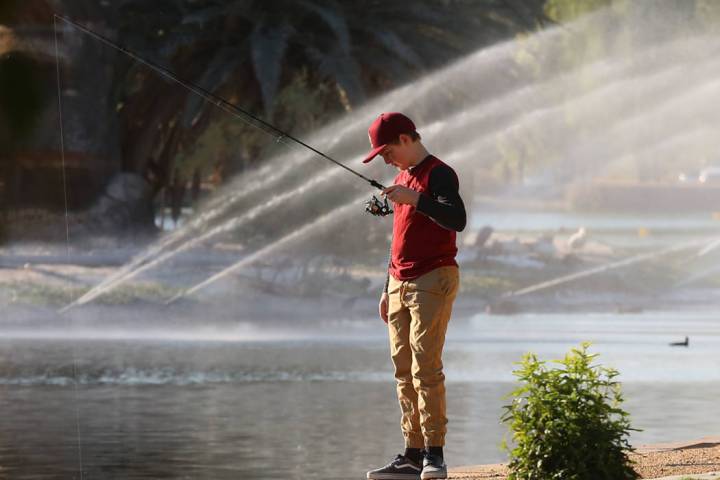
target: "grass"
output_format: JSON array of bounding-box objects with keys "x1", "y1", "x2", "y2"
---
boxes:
[
  {"x1": 0, "y1": 280, "x2": 182, "y2": 306},
  {"x1": 459, "y1": 271, "x2": 518, "y2": 295}
]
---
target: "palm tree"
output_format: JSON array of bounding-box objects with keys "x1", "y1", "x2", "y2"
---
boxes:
[
  {"x1": 110, "y1": 0, "x2": 550, "y2": 190},
  {"x1": 118, "y1": 0, "x2": 549, "y2": 110},
  {"x1": 3, "y1": 0, "x2": 549, "y2": 236}
]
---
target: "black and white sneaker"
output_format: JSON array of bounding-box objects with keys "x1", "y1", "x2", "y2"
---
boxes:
[
  {"x1": 420, "y1": 453, "x2": 447, "y2": 479},
  {"x1": 366, "y1": 454, "x2": 422, "y2": 479}
]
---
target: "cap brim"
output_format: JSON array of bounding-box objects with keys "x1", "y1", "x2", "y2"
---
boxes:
[{"x1": 362, "y1": 144, "x2": 386, "y2": 163}]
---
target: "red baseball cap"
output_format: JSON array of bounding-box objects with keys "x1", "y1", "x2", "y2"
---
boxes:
[{"x1": 362, "y1": 112, "x2": 417, "y2": 163}]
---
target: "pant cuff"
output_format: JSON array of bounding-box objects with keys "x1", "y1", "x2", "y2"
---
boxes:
[
  {"x1": 423, "y1": 434, "x2": 445, "y2": 447},
  {"x1": 404, "y1": 433, "x2": 425, "y2": 449}
]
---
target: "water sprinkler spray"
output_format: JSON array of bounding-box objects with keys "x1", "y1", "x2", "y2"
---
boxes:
[{"x1": 53, "y1": 14, "x2": 391, "y2": 217}]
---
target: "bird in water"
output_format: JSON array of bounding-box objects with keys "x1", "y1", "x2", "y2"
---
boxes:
[{"x1": 669, "y1": 336, "x2": 689, "y2": 347}]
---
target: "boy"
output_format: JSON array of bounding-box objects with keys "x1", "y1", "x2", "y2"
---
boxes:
[{"x1": 363, "y1": 112, "x2": 466, "y2": 480}]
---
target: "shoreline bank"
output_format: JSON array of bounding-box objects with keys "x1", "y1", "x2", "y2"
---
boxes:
[{"x1": 450, "y1": 436, "x2": 720, "y2": 479}]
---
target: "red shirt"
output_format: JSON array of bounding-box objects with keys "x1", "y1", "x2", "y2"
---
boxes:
[{"x1": 389, "y1": 155, "x2": 461, "y2": 281}]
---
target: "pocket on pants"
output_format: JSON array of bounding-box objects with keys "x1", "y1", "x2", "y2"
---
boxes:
[
  {"x1": 438, "y1": 267, "x2": 459, "y2": 298},
  {"x1": 411, "y1": 267, "x2": 457, "y2": 296},
  {"x1": 387, "y1": 275, "x2": 402, "y2": 295}
]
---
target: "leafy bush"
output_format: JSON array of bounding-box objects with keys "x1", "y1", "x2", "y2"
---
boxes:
[{"x1": 501, "y1": 342, "x2": 640, "y2": 480}]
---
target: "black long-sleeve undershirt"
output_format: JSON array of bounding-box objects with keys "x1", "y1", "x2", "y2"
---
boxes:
[
  {"x1": 416, "y1": 165, "x2": 467, "y2": 232},
  {"x1": 383, "y1": 164, "x2": 466, "y2": 293}
]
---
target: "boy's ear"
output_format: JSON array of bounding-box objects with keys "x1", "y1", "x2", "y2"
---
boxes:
[{"x1": 398, "y1": 133, "x2": 411, "y2": 145}]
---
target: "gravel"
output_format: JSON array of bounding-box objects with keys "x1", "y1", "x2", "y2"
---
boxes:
[{"x1": 449, "y1": 444, "x2": 720, "y2": 479}]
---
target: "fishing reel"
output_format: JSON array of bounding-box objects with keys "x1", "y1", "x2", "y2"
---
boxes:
[{"x1": 365, "y1": 195, "x2": 393, "y2": 217}]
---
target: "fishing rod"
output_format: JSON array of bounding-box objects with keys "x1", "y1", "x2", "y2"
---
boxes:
[{"x1": 53, "y1": 14, "x2": 392, "y2": 217}]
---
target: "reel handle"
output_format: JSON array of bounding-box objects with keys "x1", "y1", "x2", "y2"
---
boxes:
[{"x1": 365, "y1": 195, "x2": 393, "y2": 217}]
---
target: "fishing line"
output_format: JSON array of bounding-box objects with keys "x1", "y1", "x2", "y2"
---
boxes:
[
  {"x1": 53, "y1": 14, "x2": 84, "y2": 480},
  {"x1": 52, "y1": 14, "x2": 391, "y2": 217},
  {"x1": 52, "y1": 12, "x2": 393, "y2": 318}
]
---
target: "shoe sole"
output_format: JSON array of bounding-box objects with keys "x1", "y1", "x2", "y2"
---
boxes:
[
  {"x1": 420, "y1": 471, "x2": 447, "y2": 480},
  {"x1": 367, "y1": 474, "x2": 420, "y2": 480}
]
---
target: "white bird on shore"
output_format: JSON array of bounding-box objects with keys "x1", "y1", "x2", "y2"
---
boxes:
[{"x1": 567, "y1": 227, "x2": 587, "y2": 250}]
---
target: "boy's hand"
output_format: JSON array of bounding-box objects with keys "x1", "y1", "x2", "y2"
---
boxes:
[
  {"x1": 382, "y1": 185, "x2": 420, "y2": 206},
  {"x1": 379, "y1": 292, "x2": 389, "y2": 324}
]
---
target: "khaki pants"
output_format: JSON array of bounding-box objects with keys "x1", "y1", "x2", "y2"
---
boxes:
[{"x1": 387, "y1": 265, "x2": 459, "y2": 448}]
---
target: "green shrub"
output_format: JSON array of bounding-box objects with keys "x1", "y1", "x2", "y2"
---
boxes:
[{"x1": 501, "y1": 342, "x2": 640, "y2": 480}]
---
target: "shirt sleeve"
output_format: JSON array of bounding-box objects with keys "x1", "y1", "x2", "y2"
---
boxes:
[{"x1": 415, "y1": 165, "x2": 467, "y2": 232}]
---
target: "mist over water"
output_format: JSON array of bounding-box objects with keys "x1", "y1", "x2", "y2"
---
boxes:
[
  {"x1": 2, "y1": 310, "x2": 720, "y2": 479},
  {"x1": 5, "y1": 3, "x2": 720, "y2": 479},
  {"x1": 57, "y1": 4, "x2": 720, "y2": 309}
]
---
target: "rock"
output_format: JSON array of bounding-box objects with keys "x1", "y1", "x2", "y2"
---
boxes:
[{"x1": 79, "y1": 173, "x2": 156, "y2": 236}]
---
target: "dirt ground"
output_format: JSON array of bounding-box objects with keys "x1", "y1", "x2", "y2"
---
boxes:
[{"x1": 449, "y1": 438, "x2": 720, "y2": 479}]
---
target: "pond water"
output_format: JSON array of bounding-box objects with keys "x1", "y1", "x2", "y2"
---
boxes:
[{"x1": 1, "y1": 310, "x2": 718, "y2": 479}]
